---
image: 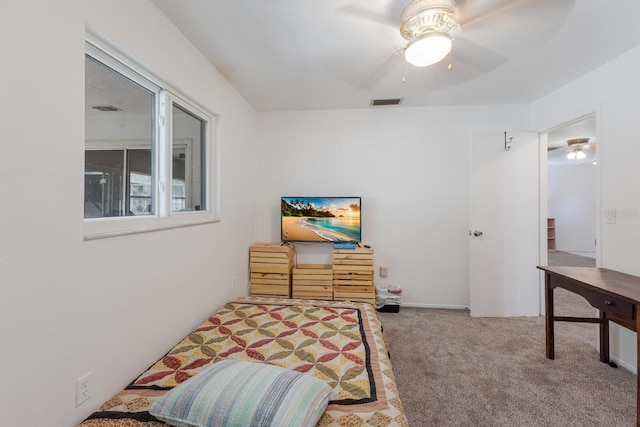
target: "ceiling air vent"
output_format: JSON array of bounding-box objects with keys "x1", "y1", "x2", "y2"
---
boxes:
[
  {"x1": 92, "y1": 105, "x2": 122, "y2": 112},
  {"x1": 371, "y1": 98, "x2": 403, "y2": 107}
]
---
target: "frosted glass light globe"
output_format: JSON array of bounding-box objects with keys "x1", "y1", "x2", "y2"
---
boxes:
[{"x1": 405, "y1": 32, "x2": 452, "y2": 67}]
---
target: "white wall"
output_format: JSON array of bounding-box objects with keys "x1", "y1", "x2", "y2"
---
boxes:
[
  {"x1": 255, "y1": 106, "x2": 531, "y2": 309},
  {"x1": 548, "y1": 164, "x2": 597, "y2": 256},
  {"x1": 0, "y1": 1, "x2": 257, "y2": 426},
  {"x1": 532, "y1": 45, "x2": 640, "y2": 371}
]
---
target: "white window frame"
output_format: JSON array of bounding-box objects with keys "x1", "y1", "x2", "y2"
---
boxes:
[
  {"x1": 84, "y1": 34, "x2": 220, "y2": 240},
  {"x1": 169, "y1": 139, "x2": 193, "y2": 212}
]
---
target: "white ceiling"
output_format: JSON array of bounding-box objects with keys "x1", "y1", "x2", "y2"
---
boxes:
[{"x1": 150, "y1": 0, "x2": 640, "y2": 112}]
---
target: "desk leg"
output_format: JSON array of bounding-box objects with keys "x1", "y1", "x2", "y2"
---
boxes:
[
  {"x1": 599, "y1": 311, "x2": 609, "y2": 363},
  {"x1": 545, "y1": 273, "x2": 554, "y2": 359}
]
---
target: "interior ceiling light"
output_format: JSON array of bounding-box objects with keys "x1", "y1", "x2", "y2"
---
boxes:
[
  {"x1": 400, "y1": 0, "x2": 459, "y2": 67},
  {"x1": 567, "y1": 148, "x2": 586, "y2": 160},
  {"x1": 566, "y1": 137, "x2": 590, "y2": 160},
  {"x1": 405, "y1": 32, "x2": 452, "y2": 67}
]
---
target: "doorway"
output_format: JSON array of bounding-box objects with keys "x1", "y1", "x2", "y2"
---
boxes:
[
  {"x1": 539, "y1": 114, "x2": 599, "y2": 310},
  {"x1": 546, "y1": 114, "x2": 597, "y2": 256}
]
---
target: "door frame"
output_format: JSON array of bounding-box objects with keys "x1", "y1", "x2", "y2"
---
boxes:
[{"x1": 537, "y1": 110, "x2": 603, "y2": 314}]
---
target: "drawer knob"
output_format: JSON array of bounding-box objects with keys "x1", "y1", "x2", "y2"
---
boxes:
[{"x1": 605, "y1": 300, "x2": 615, "y2": 306}]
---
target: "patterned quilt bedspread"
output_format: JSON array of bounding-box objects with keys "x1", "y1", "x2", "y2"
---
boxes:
[{"x1": 79, "y1": 297, "x2": 407, "y2": 427}]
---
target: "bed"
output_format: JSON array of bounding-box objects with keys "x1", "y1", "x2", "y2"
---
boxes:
[{"x1": 79, "y1": 297, "x2": 407, "y2": 427}]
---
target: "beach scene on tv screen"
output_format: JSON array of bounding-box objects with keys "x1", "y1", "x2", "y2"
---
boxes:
[{"x1": 281, "y1": 197, "x2": 361, "y2": 242}]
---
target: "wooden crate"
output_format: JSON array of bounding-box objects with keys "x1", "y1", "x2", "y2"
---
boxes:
[
  {"x1": 332, "y1": 247, "x2": 375, "y2": 304},
  {"x1": 292, "y1": 264, "x2": 333, "y2": 300},
  {"x1": 249, "y1": 243, "x2": 294, "y2": 297}
]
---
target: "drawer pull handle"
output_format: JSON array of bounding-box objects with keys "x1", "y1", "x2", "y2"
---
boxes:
[{"x1": 605, "y1": 300, "x2": 615, "y2": 306}]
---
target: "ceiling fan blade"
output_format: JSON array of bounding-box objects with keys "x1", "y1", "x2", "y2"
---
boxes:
[
  {"x1": 451, "y1": 36, "x2": 506, "y2": 72},
  {"x1": 457, "y1": 0, "x2": 575, "y2": 56},
  {"x1": 459, "y1": 0, "x2": 572, "y2": 28},
  {"x1": 335, "y1": 3, "x2": 398, "y2": 28},
  {"x1": 354, "y1": 49, "x2": 403, "y2": 90},
  {"x1": 456, "y1": 0, "x2": 520, "y2": 28},
  {"x1": 556, "y1": 144, "x2": 597, "y2": 157}
]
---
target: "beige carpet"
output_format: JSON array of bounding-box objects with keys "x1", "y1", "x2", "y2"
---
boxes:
[
  {"x1": 379, "y1": 252, "x2": 635, "y2": 426},
  {"x1": 548, "y1": 250, "x2": 596, "y2": 268}
]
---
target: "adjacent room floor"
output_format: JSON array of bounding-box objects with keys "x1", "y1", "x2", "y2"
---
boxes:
[
  {"x1": 547, "y1": 250, "x2": 596, "y2": 317},
  {"x1": 547, "y1": 250, "x2": 595, "y2": 268}
]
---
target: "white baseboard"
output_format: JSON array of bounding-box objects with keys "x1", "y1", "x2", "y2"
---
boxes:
[
  {"x1": 401, "y1": 302, "x2": 469, "y2": 310},
  {"x1": 609, "y1": 355, "x2": 637, "y2": 374}
]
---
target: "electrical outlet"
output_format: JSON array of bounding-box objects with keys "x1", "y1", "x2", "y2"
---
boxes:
[
  {"x1": 76, "y1": 372, "x2": 91, "y2": 407},
  {"x1": 232, "y1": 276, "x2": 236, "y2": 288},
  {"x1": 380, "y1": 266, "x2": 389, "y2": 277}
]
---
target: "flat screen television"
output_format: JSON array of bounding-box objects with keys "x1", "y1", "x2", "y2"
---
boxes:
[{"x1": 281, "y1": 197, "x2": 361, "y2": 243}]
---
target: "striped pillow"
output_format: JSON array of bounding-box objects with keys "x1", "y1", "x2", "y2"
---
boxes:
[{"x1": 149, "y1": 360, "x2": 332, "y2": 427}]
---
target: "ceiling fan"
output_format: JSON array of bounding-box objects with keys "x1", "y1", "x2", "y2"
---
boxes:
[
  {"x1": 339, "y1": 0, "x2": 574, "y2": 87},
  {"x1": 549, "y1": 138, "x2": 596, "y2": 161}
]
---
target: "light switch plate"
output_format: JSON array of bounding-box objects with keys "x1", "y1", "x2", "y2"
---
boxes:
[{"x1": 605, "y1": 209, "x2": 616, "y2": 224}]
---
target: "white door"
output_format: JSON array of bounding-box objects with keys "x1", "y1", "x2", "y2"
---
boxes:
[{"x1": 469, "y1": 131, "x2": 540, "y2": 317}]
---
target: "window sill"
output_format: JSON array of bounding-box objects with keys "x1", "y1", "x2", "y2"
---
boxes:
[{"x1": 83, "y1": 213, "x2": 220, "y2": 240}]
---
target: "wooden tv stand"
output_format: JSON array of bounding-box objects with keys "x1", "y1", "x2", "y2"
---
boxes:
[{"x1": 249, "y1": 243, "x2": 375, "y2": 304}]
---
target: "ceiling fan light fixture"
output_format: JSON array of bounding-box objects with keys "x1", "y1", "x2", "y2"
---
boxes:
[
  {"x1": 400, "y1": 0, "x2": 458, "y2": 37},
  {"x1": 566, "y1": 148, "x2": 586, "y2": 160},
  {"x1": 405, "y1": 32, "x2": 452, "y2": 67},
  {"x1": 399, "y1": 0, "x2": 458, "y2": 67}
]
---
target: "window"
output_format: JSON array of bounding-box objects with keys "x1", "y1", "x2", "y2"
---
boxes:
[
  {"x1": 84, "y1": 36, "x2": 218, "y2": 239},
  {"x1": 170, "y1": 103, "x2": 207, "y2": 212},
  {"x1": 84, "y1": 147, "x2": 154, "y2": 218}
]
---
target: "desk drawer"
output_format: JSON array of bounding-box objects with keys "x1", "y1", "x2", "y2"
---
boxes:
[
  {"x1": 552, "y1": 276, "x2": 635, "y2": 321},
  {"x1": 591, "y1": 294, "x2": 634, "y2": 321}
]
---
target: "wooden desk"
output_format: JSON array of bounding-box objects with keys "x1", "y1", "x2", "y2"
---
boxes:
[{"x1": 538, "y1": 266, "x2": 640, "y2": 426}]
